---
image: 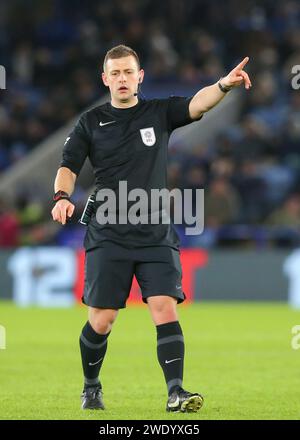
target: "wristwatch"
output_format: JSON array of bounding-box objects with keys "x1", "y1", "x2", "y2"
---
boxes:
[
  {"x1": 218, "y1": 78, "x2": 233, "y2": 93},
  {"x1": 53, "y1": 190, "x2": 70, "y2": 203}
]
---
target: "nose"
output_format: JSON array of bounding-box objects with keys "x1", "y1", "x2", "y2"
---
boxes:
[{"x1": 119, "y1": 73, "x2": 127, "y2": 83}]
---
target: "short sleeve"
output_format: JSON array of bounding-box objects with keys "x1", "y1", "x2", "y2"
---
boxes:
[
  {"x1": 166, "y1": 96, "x2": 202, "y2": 132},
  {"x1": 60, "y1": 114, "x2": 90, "y2": 175}
]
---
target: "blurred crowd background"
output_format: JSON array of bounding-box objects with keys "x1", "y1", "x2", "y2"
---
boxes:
[{"x1": 0, "y1": 0, "x2": 299, "y2": 248}]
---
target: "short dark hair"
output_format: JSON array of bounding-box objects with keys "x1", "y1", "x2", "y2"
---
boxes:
[{"x1": 103, "y1": 44, "x2": 140, "y2": 71}]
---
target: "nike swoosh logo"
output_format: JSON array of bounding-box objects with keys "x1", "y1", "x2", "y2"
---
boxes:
[
  {"x1": 88, "y1": 357, "x2": 103, "y2": 366},
  {"x1": 99, "y1": 120, "x2": 115, "y2": 126},
  {"x1": 165, "y1": 358, "x2": 182, "y2": 364}
]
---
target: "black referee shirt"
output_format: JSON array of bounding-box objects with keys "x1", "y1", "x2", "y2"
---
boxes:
[{"x1": 60, "y1": 97, "x2": 199, "y2": 250}]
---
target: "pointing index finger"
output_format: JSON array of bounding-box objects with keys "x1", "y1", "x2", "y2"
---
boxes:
[{"x1": 235, "y1": 56, "x2": 249, "y2": 71}]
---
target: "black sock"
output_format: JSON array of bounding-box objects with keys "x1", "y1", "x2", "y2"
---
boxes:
[
  {"x1": 156, "y1": 320, "x2": 185, "y2": 396},
  {"x1": 79, "y1": 321, "x2": 110, "y2": 389}
]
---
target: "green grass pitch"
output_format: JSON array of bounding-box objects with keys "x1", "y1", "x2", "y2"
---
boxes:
[{"x1": 0, "y1": 301, "x2": 300, "y2": 420}]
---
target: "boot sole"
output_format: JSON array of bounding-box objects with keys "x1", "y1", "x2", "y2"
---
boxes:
[
  {"x1": 181, "y1": 395, "x2": 204, "y2": 413},
  {"x1": 166, "y1": 394, "x2": 204, "y2": 413}
]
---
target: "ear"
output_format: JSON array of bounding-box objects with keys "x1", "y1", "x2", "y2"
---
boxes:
[
  {"x1": 102, "y1": 72, "x2": 109, "y2": 87},
  {"x1": 138, "y1": 69, "x2": 145, "y2": 84}
]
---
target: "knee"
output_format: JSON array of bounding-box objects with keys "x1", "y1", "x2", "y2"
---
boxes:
[
  {"x1": 89, "y1": 308, "x2": 118, "y2": 334},
  {"x1": 151, "y1": 297, "x2": 177, "y2": 314},
  {"x1": 148, "y1": 297, "x2": 178, "y2": 325}
]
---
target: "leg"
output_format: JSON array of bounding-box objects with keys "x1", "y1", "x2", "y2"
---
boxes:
[
  {"x1": 148, "y1": 295, "x2": 203, "y2": 413},
  {"x1": 80, "y1": 246, "x2": 135, "y2": 409},
  {"x1": 79, "y1": 307, "x2": 118, "y2": 410},
  {"x1": 147, "y1": 295, "x2": 184, "y2": 395},
  {"x1": 136, "y1": 247, "x2": 203, "y2": 412},
  {"x1": 80, "y1": 307, "x2": 118, "y2": 391},
  {"x1": 135, "y1": 248, "x2": 185, "y2": 398}
]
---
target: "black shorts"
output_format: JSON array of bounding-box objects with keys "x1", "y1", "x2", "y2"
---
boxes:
[{"x1": 82, "y1": 243, "x2": 185, "y2": 309}]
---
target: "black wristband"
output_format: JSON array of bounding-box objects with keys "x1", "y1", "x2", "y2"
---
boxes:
[
  {"x1": 53, "y1": 190, "x2": 70, "y2": 203},
  {"x1": 218, "y1": 79, "x2": 233, "y2": 93}
]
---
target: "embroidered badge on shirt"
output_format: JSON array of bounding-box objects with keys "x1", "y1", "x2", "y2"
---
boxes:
[{"x1": 140, "y1": 127, "x2": 156, "y2": 146}]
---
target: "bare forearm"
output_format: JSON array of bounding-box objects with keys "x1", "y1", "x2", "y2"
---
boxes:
[
  {"x1": 54, "y1": 167, "x2": 76, "y2": 195},
  {"x1": 189, "y1": 82, "x2": 227, "y2": 118}
]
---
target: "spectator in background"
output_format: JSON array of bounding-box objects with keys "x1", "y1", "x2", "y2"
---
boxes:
[
  {"x1": 205, "y1": 177, "x2": 241, "y2": 227},
  {"x1": 265, "y1": 193, "x2": 300, "y2": 228},
  {"x1": 232, "y1": 159, "x2": 267, "y2": 223},
  {"x1": 265, "y1": 193, "x2": 300, "y2": 247},
  {"x1": 210, "y1": 157, "x2": 235, "y2": 180},
  {"x1": 0, "y1": 198, "x2": 20, "y2": 247},
  {"x1": 15, "y1": 193, "x2": 45, "y2": 245}
]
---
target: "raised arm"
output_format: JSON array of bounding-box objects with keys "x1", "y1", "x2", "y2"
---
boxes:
[{"x1": 189, "y1": 57, "x2": 252, "y2": 120}]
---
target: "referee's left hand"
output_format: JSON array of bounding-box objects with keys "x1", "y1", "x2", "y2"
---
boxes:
[{"x1": 222, "y1": 57, "x2": 252, "y2": 90}]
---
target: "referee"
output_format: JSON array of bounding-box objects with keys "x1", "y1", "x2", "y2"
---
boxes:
[{"x1": 52, "y1": 45, "x2": 251, "y2": 412}]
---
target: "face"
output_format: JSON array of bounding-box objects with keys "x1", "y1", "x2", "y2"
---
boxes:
[{"x1": 102, "y1": 55, "x2": 144, "y2": 104}]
